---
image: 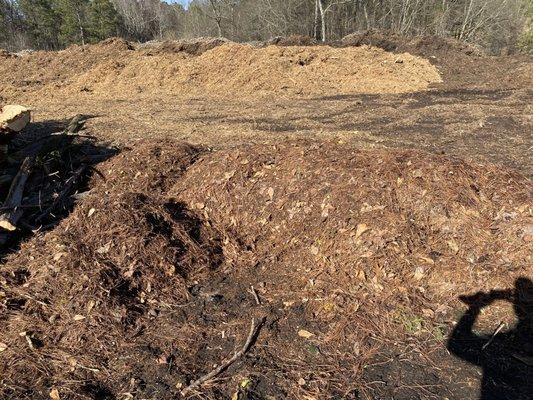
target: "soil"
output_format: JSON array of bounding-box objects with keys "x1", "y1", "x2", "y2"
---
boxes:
[{"x1": 0, "y1": 34, "x2": 532, "y2": 400}]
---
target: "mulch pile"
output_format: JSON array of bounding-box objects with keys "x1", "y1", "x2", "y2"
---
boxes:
[
  {"x1": 1, "y1": 141, "x2": 226, "y2": 399},
  {"x1": 1, "y1": 140, "x2": 531, "y2": 399},
  {"x1": 173, "y1": 141, "x2": 531, "y2": 308},
  {"x1": 0, "y1": 37, "x2": 442, "y2": 101},
  {"x1": 139, "y1": 37, "x2": 230, "y2": 56},
  {"x1": 341, "y1": 29, "x2": 485, "y2": 57},
  {"x1": 340, "y1": 30, "x2": 533, "y2": 90}
]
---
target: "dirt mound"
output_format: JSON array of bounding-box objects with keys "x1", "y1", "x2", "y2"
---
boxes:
[
  {"x1": 0, "y1": 40, "x2": 442, "y2": 100},
  {"x1": 341, "y1": 30, "x2": 485, "y2": 57},
  {"x1": 1, "y1": 140, "x2": 531, "y2": 399},
  {"x1": 141, "y1": 37, "x2": 230, "y2": 56}
]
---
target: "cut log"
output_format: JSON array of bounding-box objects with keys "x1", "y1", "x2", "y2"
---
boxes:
[
  {"x1": 1, "y1": 105, "x2": 31, "y2": 164},
  {"x1": 0, "y1": 105, "x2": 31, "y2": 133},
  {"x1": 0, "y1": 156, "x2": 35, "y2": 231}
]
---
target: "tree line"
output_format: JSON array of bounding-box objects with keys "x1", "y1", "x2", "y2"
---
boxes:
[{"x1": 1, "y1": 0, "x2": 532, "y2": 53}]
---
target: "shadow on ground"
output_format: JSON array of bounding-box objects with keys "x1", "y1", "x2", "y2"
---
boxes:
[
  {"x1": 448, "y1": 277, "x2": 533, "y2": 400},
  {"x1": 0, "y1": 116, "x2": 117, "y2": 260}
]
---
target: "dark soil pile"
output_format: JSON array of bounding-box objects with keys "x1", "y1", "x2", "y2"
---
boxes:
[
  {"x1": 341, "y1": 29, "x2": 485, "y2": 57},
  {"x1": 1, "y1": 140, "x2": 531, "y2": 399}
]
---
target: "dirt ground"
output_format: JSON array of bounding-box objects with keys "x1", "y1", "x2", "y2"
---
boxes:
[{"x1": 0, "y1": 36, "x2": 532, "y2": 400}]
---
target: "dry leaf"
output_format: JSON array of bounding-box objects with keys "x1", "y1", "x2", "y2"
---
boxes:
[
  {"x1": 87, "y1": 208, "x2": 96, "y2": 217},
  {"x1": 53, "y1": 252, "x2": 65, "y2": 261},
  {"x1": 267, "y1": 187, "x2": 274, "y2": 200},
  {"x1": 87, "y1": 300, "x2": 95, "y2": 313},
  {"x1": 310, "y1": 245, "x2": 319, "y2": 255},
  {"x1": 356, "y1": 269, "x2": 366, "y2": 281},
  {"x1": 50, "y1": 388, "x2": 60, "y2": 400},
  {"x1": 414, "y1": 266, "x2": 425, "y2": 280},
  {"x1": 298, "y1": 329, "x2": 314, "y2": 339},
  {"x1": 73, "y1": 314, "x2": 86, "y2": 321},
  {"x1": 224, "y1": 170, "x2": 236, "y2": 180},
  {"x1": 355, "y1": 223, "x2": 369, "y2": 239},
  {"x1": 0, "y1": 342, "x2": 7, "y2": 352},
  {"x1": 419, "y1": 256, "x2": 435, "y2": 264},
  {"x1": 447, "y1": 240, "x2": 459, "y2": 254}
]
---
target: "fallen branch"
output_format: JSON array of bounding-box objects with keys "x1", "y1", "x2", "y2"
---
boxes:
[
  {"x1": 482, "y1": 321, "x2": 506, "y2": 350},
  {"x1": 181, "y1": 317, "x2": 265, "y2": 396},
  {"x1": 250, "y1": 285, "x2": 261, "y2": 305},
  {"x1": 0, "y1": 156, "x2": 35, "y2": 231}
]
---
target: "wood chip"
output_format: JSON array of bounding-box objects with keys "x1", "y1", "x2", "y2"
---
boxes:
[{"x1": 298, "y1": 329, "x2": 314, "y2": 339}]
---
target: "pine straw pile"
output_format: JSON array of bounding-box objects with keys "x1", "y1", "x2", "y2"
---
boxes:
[
  {"x1": 0, "y1": 38, "x2": 442, "y2": 101},
  {"x1": 0, "y1": 140, "x2": 531, "y2": 399},
  {"x1": 0, "y1": 141, "x2": 226, "y2": 399}
]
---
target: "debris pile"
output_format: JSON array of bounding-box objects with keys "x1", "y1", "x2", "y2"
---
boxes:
[
  {"x1": 0, "y1": 112, "x2": 115, "y2": 248},
  {"x1": 1, "y1": 140, "x2": 530, "y2": 399}
]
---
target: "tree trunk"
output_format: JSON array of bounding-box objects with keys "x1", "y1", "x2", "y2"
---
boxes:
[
  {"x1": 314, "y1": 0, "x2": 320, "y2": 40},
  {"x1": 76, "y1": 11, "x2": 86, "y2": 45},
  {"x1": 318, "y1": 0, "x2": 326, "y2": 42}
]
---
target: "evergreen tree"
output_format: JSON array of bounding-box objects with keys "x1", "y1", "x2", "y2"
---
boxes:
[
  {"x1": 88, "y1": 0, "x2": 121, "y2": 42},
  {"x1": 18, "y1": 0, "x2": 61, "y2": 49},
  {"x1": 55, "y1": 0, "x2": 90, "y2": 46}
]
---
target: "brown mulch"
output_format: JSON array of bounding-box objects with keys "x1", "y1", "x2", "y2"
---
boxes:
[{"x1": 1, "y1": 140, "x2": 531, "y2": 399}]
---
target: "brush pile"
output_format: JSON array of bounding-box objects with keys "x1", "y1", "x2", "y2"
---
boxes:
[{"x1": 0, "y1": 112, "x2": 115, "y2": 249}]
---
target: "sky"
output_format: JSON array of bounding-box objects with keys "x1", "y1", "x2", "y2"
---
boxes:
[{"x1": 167, "y1": 0, "x2": 191, "y2": 5}]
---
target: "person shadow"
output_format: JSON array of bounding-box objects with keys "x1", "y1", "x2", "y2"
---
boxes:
[{"x1": 447, "y1": 277, "x2": 533, "y2": 400}]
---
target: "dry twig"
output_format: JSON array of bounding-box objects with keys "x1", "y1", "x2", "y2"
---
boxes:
[
  {"x1": 250, "y1": 285, "x2": 261, "y2": 305},
  {"x1": 181, "y1": 317, "x2": 265, "y2": 396},
  {"x1": 482, "y1": 322, "x2": 506, "y2": 350}
]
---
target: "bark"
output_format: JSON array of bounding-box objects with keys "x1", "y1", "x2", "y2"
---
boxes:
[{"x1": 0, "y1": 156, "x2": 35, "y2": 231}]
